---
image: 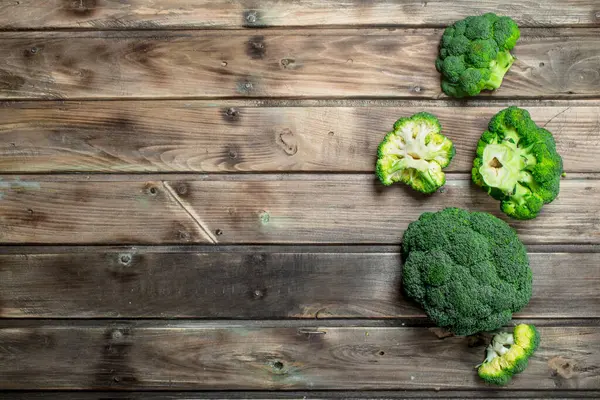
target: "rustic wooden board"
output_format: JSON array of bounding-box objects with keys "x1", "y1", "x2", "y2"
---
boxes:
[
  {"x1": 1, "y1": 29, "x2": 599, "y2": 99},
  {"x1": 0, "y1": 101, "x2": 597, "y2": 173},
  {"x1": 0, "y1": 179, "x2": 212, "y2": 244},
  {"x1": 0, "y1": 322, "x2": 598, "y2": 390},
  {"x1": 171, "y1": 176, "x2": 600, "y2": 245},
  {"x1": 0, "y1": 250, "x2": 598, "y2": 318},
  {"x1": 0, "y1": 1, "x2": 598, "y2": 29},
  {"x1": 0, "y1": 176, "x2": 598, "y2": 244},
  {"x1": 4, "y1": 391, "x2": 600, "y2": 400}
]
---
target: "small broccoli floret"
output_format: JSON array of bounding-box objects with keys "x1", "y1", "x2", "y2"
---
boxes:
[
  {"x1": 472, "y1": 106, "x2": 564, "y2": 220},
  {"x1": 376, "y1": 112, "x2": 455, "y2": 194},
  {"x1": 436, "y1": 13, "x2": 520, "y2": 98},
  {"x1": 477, "y1": 324, "x2": 540, "y2": 385},
  {"x1": 402, "y1": 208, "x2": 532, "y2": 336}
]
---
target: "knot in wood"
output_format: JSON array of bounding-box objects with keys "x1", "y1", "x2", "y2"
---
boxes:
[
  {"x1": 245, "y1": 11, "x2": 257, "y2": 24},
  {"x1": 176, "y1": 183, "x2": 188, "y2": 195},
  {"x1": 118, "y1": 253, "x2": 132, "y2": 266},
  {"x1": 276, "y1": 128, "x2": 298, "y2": 156}
]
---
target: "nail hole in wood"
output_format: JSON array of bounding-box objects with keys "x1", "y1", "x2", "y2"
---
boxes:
[
  {"x1": 273, "y1": 361, "x2": 284, "y2": 370},
  {"x1": 215, "y1": 229, "x2": 223, "y2": 236},
  {"x1": 119, "y1": 254, "x2": 132, "y2": 266},
  {"x1": 177, "y1": 184, "x2": 188, "y2": 195}
]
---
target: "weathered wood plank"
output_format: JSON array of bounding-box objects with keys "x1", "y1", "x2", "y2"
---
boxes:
[
  {"x1": 0, "y1": 179, "x2": 212, "y2": 244},
  {"x1": 0, "y1": 176, "x2": 598, "y2": 244},
  {"x1": 0, "y1": 1, "x2": 598, "y2": 29},
  {"x1": 0, "y1": 323, "x2": 597, "y2": 390},
  {"x1": 0, "y1": 29, "x2": 599, "y2": 99},
  {"x1": 4, "y1": 392, "x2": 600, "y2": 400},
  {"x1": 0, "y1": 250, "x2": 597, "y2": 318},
  {"x1": 0, "y1": 102, "x2": 597, "y2": 173},
  {"x1": 172, "y1": 177, "x2": 600, "y2": 245}
]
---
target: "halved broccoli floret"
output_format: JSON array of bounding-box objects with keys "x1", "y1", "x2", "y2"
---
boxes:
[
  {"x1": 402, "y1": 208, "x2": 532, "y2": 336},
  {"x1": 376, "y1": 112, "x2": 455, "y2": 194},
  {"x1": 436, "y1": 13, "x2": 520, "y2": 98},
  {"x1": 472, "y1": 106, "x2": 563, "y2": 220},
  {"x1": 477, "y1": 324, "x2": 540, "y2": 385}
]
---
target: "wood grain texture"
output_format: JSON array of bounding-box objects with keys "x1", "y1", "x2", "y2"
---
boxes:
[
  {"x1": 0, "y1": 250, "x2": 597, "y2": 318},
  {"x1": 0, "y1": 28, "x2": 599, "y2": 99},
  {"x1": 4, "y1": 392, "x2": 600, "y2": 400},
  {"x1": 0, "y1": 179, "x2": 212, "y2": 244},
  {"x1": 0, "y1": 1, "x2": 598, "y2": 29},
  {"x1": 0, "y1": 323, "x2": 598, "y2": 390},
  {"x1": 171, "y1": 177, "x2": 600, "y2": 245},
  {"x1": 1, "y1": 102, "x2": 598, "y2": 173},
  {"x1": 1, "y1": 176, "x2": 598, "y2": 244}
]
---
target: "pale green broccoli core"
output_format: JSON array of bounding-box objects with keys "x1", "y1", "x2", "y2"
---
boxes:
[
  {"x1": 386, "y1": 120, "x2": 450, "y2": 172},
  {"x1": 477, "y1": 332, "x2": 514, "y2": 367},
  {"x1": 478, "y1": 129, "x2": 536, "y2": 195},
  {"x1": 486, "y1": 50, "x2": 515, "y2": 89}
]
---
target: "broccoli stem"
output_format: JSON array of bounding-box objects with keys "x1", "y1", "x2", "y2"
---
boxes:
[{"x1": 486, "y1": 50, "x2": 515, "y2": 90}]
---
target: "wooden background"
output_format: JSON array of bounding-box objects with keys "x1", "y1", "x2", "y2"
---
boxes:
[{"x1": 0, "y1": 0, "x2": 599, "y2": 398}]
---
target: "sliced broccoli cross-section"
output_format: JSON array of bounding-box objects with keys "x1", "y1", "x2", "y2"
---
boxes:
[
  {"x1": 376, "y1": 112, "x2": 455, "y2": 194},
  {"x1": 477, "y1": 324, "x2": 540, "y2": 385},
  {"x1": 472, "y1": 106, "x2": 563, "y2": 220}
]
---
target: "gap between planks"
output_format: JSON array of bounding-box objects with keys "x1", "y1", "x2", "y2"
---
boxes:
[
  {"x1": 0, "y1": 244, "x2": 599, "y2": 254},
  {"x1": 0, "y1": 173, "x2": 598, "y2": 181},
  {"x1": 0, "y1": 319, "x2": 598, "y2": 329}
]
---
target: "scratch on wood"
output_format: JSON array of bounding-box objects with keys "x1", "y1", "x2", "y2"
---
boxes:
[
  {"x1": 161, "y1": 182, "x2": 217, "y2": 244},
  {"x1": 543, "y1": 107, "x2": 571, "y2": 128}
]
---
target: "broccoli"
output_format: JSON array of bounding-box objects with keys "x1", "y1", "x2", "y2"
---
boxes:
[
  {"x1": 436, "y1": 13, "x2": 520, "y2": 98},
  {"x1": 472, "y1": 106, "x2": 563, "y2": 220},
  {"x1": 477, "y1": 324, "x2": 540, "y2": 385},
  {"x1": 376, "y1": 112, "x2": 455, "y2": 194},
  {"x1": 402, "y1": 208, "x2": 532, "y2": 336}
]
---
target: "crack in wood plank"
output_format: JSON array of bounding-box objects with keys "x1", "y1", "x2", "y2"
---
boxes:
[{"x1": 161, "y1": 181, "x2": 217, "y2": 244}]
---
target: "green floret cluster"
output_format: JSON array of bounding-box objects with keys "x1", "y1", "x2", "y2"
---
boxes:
[
  {"x1": 402, "y1": 208, "x2": 532, "y2": 336},
  {"x1": 472, "y1": 106, "x2": 563, "y2": 219},
  {"x1": 477, "y1": 324, "x2": 540, "y2": 385},
  {"x1": 436, "y1": 13, "x2": 520, "y2": 98},
  {"x1": 376, "y1": 112, "x2": 455, "y2": 194}
]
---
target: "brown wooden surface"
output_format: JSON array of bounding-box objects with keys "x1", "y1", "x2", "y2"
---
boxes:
[
  {"x1": 1, "y1": 101, "x2": 598, "y2": 173},
  {"x1": 1, "y1": 1, "x2": 598, "y2": 29},
  {"x1": 0, "y1": 322, "x2": 598, "y2": 390},
  {"x1": 0, "y1": 250, "x2": 598, "y2": 318},
  {"x1": 1, "y1": 1, "x2": 599, "y2": 396},
  {"x1": 1, "y1": 28, "x2": 600, "y2": 100},
  {"x1": 0, "y1": 179, "x2": 212, "y2": 244},
  {"x1": 4, "y1": 391, "x2": 600, "y2": 400},
  {"x1": 0, "y1": 176, "x2": 598, "y2": 244}
]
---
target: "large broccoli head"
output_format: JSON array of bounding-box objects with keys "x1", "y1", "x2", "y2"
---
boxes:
[
  {"x1": 472, "y1": 106, "x2": 563, "y2": 220},
  {"x1": 436, "y1": 13, "x2": 520, "y2": 98},
  {"x1": 402, "y1": 208, "x2": 532, "y2": 336},
  {"x1": 477, "y1": 324, "x2": 540, "y2": 385},
  {"x1": 376, "y1": 112, "x2": 455, "y2": 194}
]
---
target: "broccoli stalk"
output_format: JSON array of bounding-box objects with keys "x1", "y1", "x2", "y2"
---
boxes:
[
  {"x1": 487, "y1": 50, "x2": 515, "y2": 89},
  {"x1": 472, "y1": 106, "x2": 563, "y2": 219},
  {"x1": 477, "y1": 324, "x2": 540, "y2": 385},
  {"x1": 376, "y1": 112, "x2": 455, "y2": 194},
  {"x1": 436, "y1": 13, "x2": 520, "y2": 98}
]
